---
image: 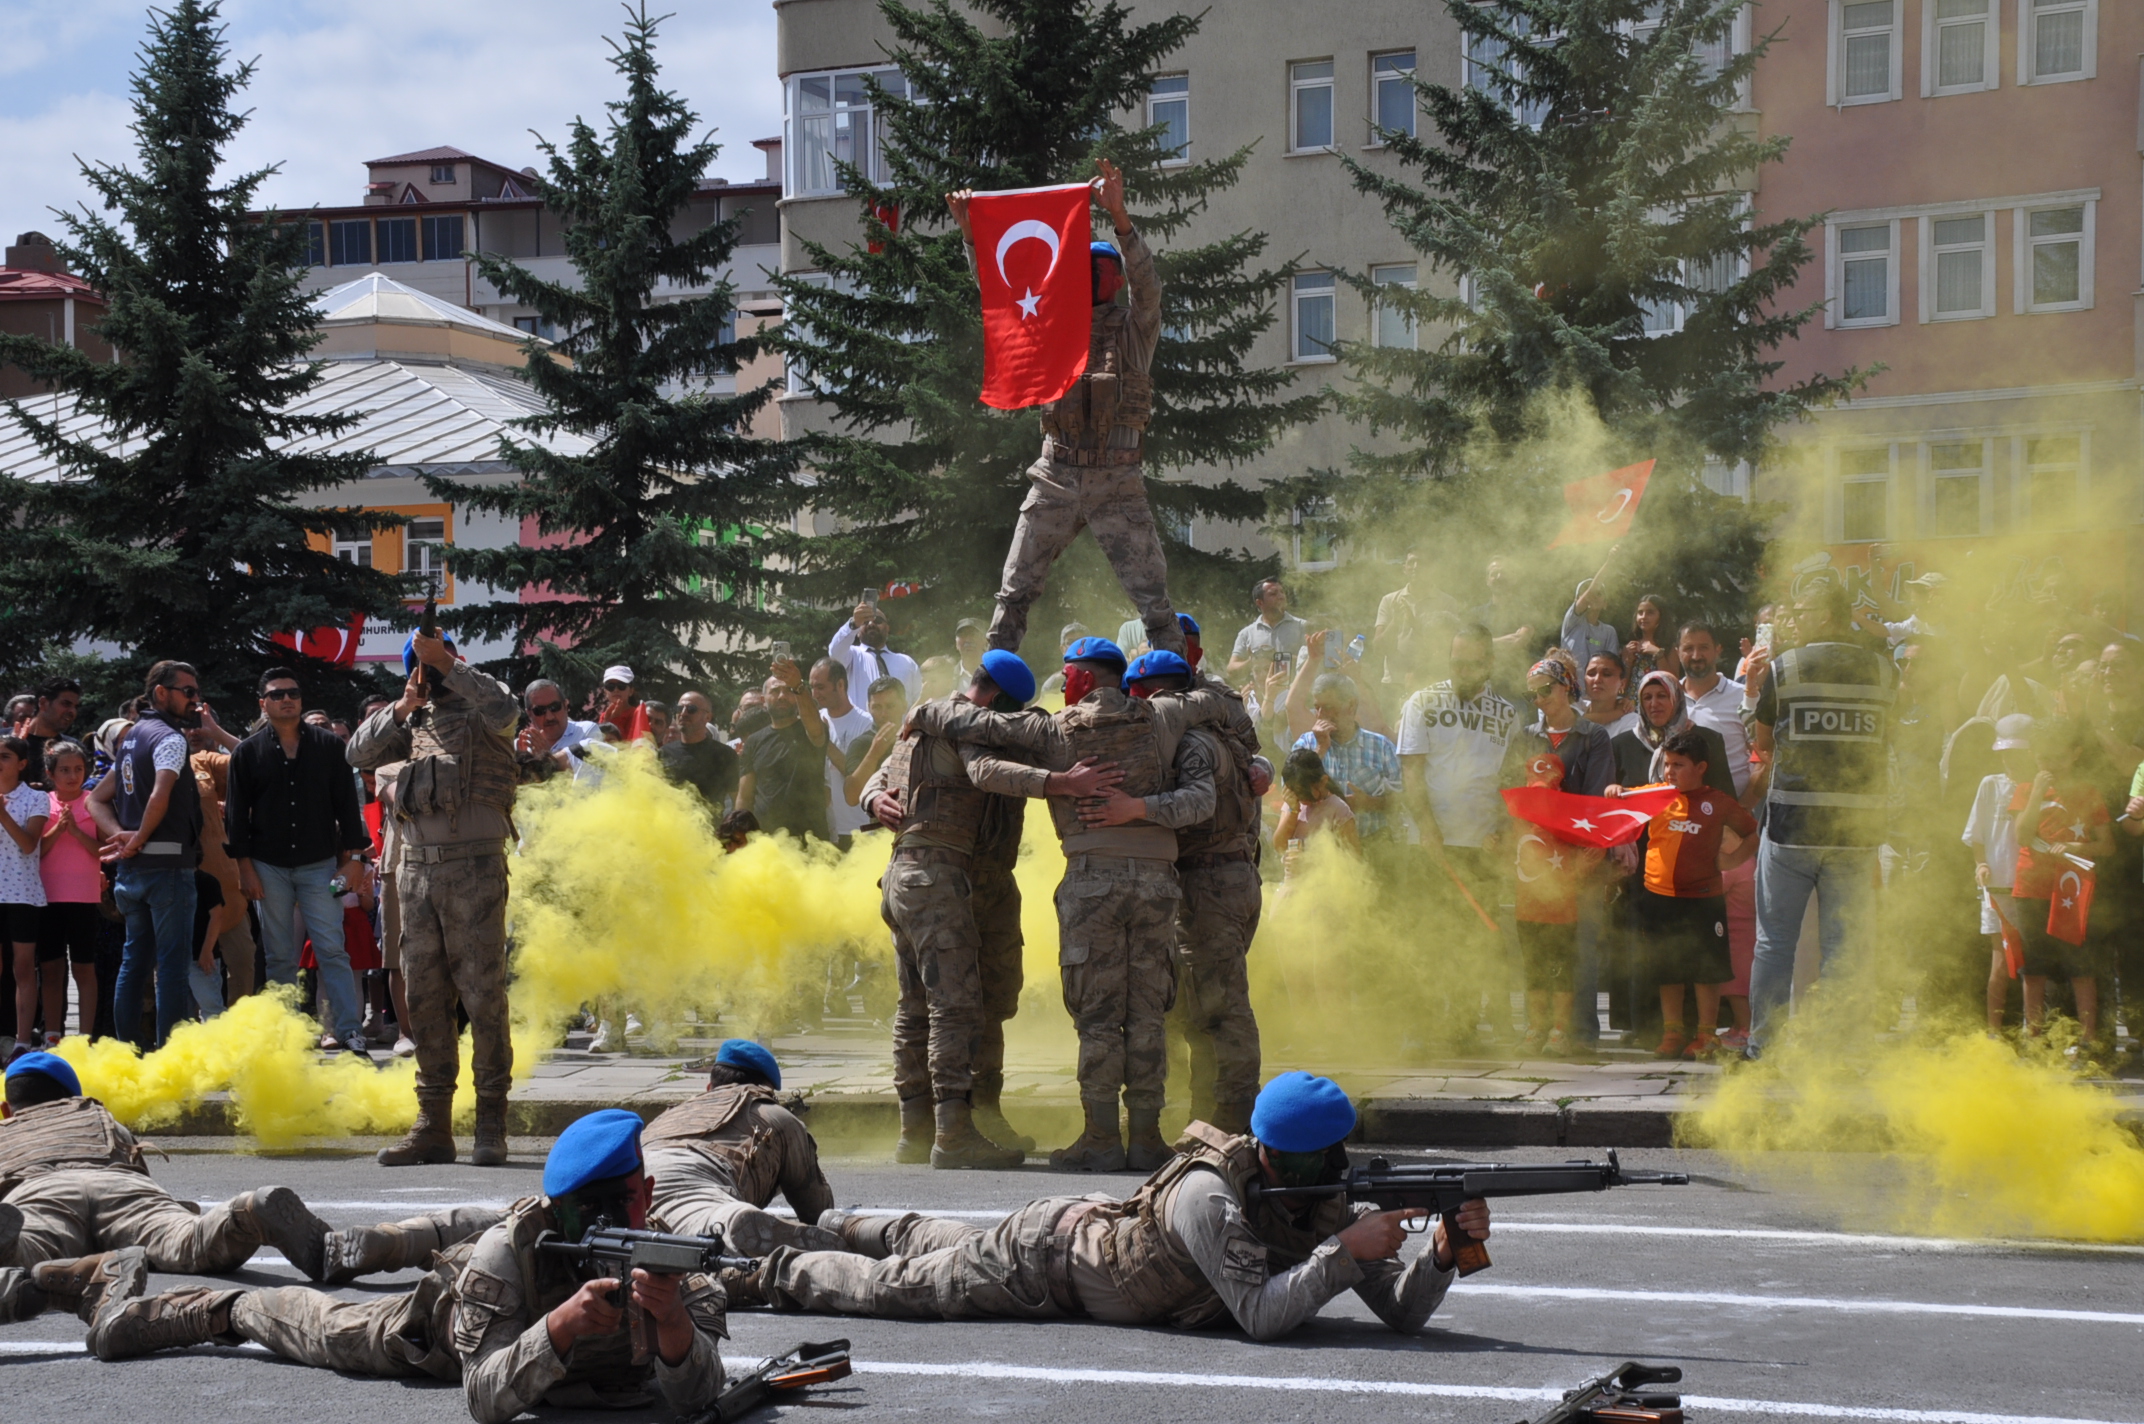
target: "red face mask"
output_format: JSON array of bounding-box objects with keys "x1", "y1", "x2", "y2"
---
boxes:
[
  {"x1": 1127, "y1": 680, "x2": 1156, "y2": 700},
  {"x1": 1092, "y1": 257, "x2": 1124, "y2": 305},
  {"x1": 1061, "y1": 664, "x2": 1098, "y2": 704},
  {"x1": 1183, "y1": 636, "x2": 1203, "y2": 670}
]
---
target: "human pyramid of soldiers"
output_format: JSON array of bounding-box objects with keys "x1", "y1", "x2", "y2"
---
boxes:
[{"x1": 0, "y1": 166, "x2": 1498, "y2": 1414}]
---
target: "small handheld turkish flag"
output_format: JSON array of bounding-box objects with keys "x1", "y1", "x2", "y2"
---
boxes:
[
  {"x1": 1547, "y1": 459, "x2": 1656, "y2": 549},
  {"x1": 1987, "y1": 892, "x2": 2025, "y2": 979},
  {"x1": 1501, "y1": 782, "x2": 1682, "y2": 849},
  {"x1": 968, "y1": 182, "x2": 1094, "y2": 410},
  {"x1": 2046, "y1": 855, "x2": 2096, "y2": 946}
]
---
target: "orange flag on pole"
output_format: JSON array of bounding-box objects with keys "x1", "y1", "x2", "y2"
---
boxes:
[{"x1": 1547, "y1": 459, "x2": 1656, "y2": 549}]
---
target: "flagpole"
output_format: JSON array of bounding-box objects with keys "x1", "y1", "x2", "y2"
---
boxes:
[{"x1": 1437, "y1": 858, "x2": 1501, "y2": 934}]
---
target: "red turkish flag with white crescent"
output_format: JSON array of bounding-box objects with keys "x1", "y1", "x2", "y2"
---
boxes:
[
  {"x1": 969, "y1": 183, "x2": 1094, "y2": 410},
  {"x1": 1501, "y1": 782, "x2": 1682, "y2": 849},
  {"x1": 1547, "y1": 459, "x2": 1656, "y2": 549},
  {"x1": 2046, "y1": 856, "x2": 2096, "y2": 946},
  {"x1": 271, "y1": 613, "x2": 366, "y2": 668}
]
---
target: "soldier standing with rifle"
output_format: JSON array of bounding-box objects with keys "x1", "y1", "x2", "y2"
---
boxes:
[
  {"x1": 946, "y1": 159, "x2": 1185, "y2": 660},
  {"x1": 347, "y1": 627, "x2": 521, "y2": 1167}
]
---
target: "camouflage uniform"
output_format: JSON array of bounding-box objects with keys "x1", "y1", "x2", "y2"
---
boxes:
[
  {"x1": 749, "y1": 1122, "x2": 1455, "y2": 1340},
  {"x1": 642, "y1": 1084, "x2": 841, "y2": 1256},
  {"x1": 102, "y1": 1196, "x2": 728, "y2": 1424},
  {"x1": 969, "y1": 795, "x2": 1027, "y2": 1098},
  {"x1": 906, "y1": 689, "x2": 1230, "y2": 1119},
  {"x1": 989, "y1": 227, "x2": 1183, "y2": 659},
  {"x1": 347, "y1": 663, "x2": 521, "y2": 1140}
]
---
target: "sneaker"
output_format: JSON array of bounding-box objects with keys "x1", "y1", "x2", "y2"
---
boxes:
[
  {"x1": 393, "y1": 1035, "x2": 417, "y2": 1058},
  {"x1": 316, "y1": 1032, "x2": 340, "y2": 1051},
  {"x1": 41, "y1": 1032, "x2": 62, "y2": 1049},
  {"x1": 624, "y1": 1013, "x2": 644, "y2": 1038},
  {"x1": 1652, "y1": 1029, "x2": 1690, "y2": 1060},
  {"x1": 1717, "y1": 1028, "x2": 1750, "y2": 1054},
  {"x1": 587, "y1": 1020, "x2": 614, "y2": 1053}
]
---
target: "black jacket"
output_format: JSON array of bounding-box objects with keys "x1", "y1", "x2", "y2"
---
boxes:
[{"x1": 224, "y1": 721, "x2": 370, "y2": 867}]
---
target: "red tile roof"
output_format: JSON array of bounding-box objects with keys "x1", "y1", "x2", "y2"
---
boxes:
[
  {"x1": 365, "y1": 145, "x2": 529, "y2": 175},
  {"x1": 0, "y1": 268, "x2": 103, "y2": 303}
]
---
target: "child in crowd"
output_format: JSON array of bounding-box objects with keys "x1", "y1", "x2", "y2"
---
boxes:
[
  {"x1": 188, "y1": 868, "x2": 226, "y2": 1020},
  {"x1": 0, "y1": 736, "x2": 51, "y2": 1059},
  {"x1": 1964, "y1": 714, "x2": 2034, "y2": 1033},
  {"x1": 1511, "y1": 753, "x2": 1603, "y2": 1057},
  {"x1": 1628, "y1": 726, "x2": 1756, "y2": 1060},
  {"x1": 36, "y1": 740, "x2": 102, "y2": 1043},
  {"x1": 2006, "y1": 716, "x2": 2113, "y2": 1044},
  {"x1": 1273, "y1": 747, "x2": 1358, "y2": 887}
]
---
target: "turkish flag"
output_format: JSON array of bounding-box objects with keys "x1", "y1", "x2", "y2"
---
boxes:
[
  {"x1": 969, "y1": 182, "x2": 1093, "y2": 410},
  {"x1": 271, "y1": 613, "x2": 366, "y2": 667},
  {"x1": 1988, "y1": 893, "x2": 2024, "y2": 979},
  {"x1": 2047, "y1": 856, "x2": 2096, "y2": 946},
  {"x1": 1547, "y1": 459, "x2": 1657, "y2": 549},
  {"x1": 1501, "y1": 782, "x2": 1682, "y2": 848}
]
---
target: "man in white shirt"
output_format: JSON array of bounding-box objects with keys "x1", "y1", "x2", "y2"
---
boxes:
[
  {"x1": 519, "y1": 679, "x2": 602, "y2": 777},
  {"x1": 1677, "y1": 623, "x2": 1752, "y2": 797},
  {"x1": 830, "y1": 603, "x2": 922, "y2": 704},
  {"x1": 809, "y1": 657, "x2": 875, "y2": 846},
  {"x1": 1227, "y1": 579, "x2": 1308, "y2": 678}
]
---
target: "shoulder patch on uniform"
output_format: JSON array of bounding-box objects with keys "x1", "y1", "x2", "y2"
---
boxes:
[
  {"x1": 457, "y1": 1267, "x2": 516, "y2": 1309},
  {"x1": 1219, "y1": 1234, "x2": 1268, "y2": 1286}
]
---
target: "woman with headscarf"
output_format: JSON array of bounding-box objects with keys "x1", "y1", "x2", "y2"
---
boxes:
[
  {"x1": 1609, "y1": 671, "x2": 1733, "y2": 796},
  {"x1": 1508, "y1": 655, "x2": 1615, "y2": 796}
]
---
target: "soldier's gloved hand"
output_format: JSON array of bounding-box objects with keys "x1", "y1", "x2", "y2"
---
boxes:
[{"x1": 546, "y1": 1277, "x2": 624, "y2": 1357}]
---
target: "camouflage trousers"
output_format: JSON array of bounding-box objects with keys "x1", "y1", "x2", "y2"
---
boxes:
[
  {"x1": 759, "y1": 1196, "x2": 1086, "y2": 1321},
  {"x1": 971, "y1": 864, "x2": 1024, "y2": 1084},
  {"x1": 1170, "y1": 857, "x2": 1264, "y2": 1117},
  {"x1": 0, "y1": 1168, "x2": 273, "y2": 1273},
  {"x1": 882, "y1": 852, "x2": 983, "y2": 1103},
  {"x1": 989, "y1": 460, "x2": 1185, "y2": 658},
  {"x1": 211, "y1": 1281, "x2": 456, "y2": 1380},
  {"x1": 643, "y1": 1147, "x2": 843, "y2": 1256},
  {"x1": 1057, "y1": 855, "x2": 1181, "y2": 1114},
  {"x1": 399, "y1": 851, "x2": 513, "y2": 1104}
]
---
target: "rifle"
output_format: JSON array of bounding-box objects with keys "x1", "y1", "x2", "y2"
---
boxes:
[
  {"x1": 687, "y1": 1339, "x2": 854, "y2": 1424},
  {"x1": 537, "y1": 1223, "x2": 758, "y2": 1362},
  {"x1": 415, "y1": 595, "x2": 439, "y2": 692},
  {"x1": 1518, "y1": 1361, "x2": 1684, "y2": 1424},
  {"x1": 1246, "y1": 1149, "x2": 1687, "y2": 1277}
]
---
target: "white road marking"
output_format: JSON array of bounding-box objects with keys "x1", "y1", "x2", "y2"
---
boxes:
[
  {"x1": 286, "y1": 1200, "x2": 518, "y2": 1212},
  {"x1": 1451, "y1": 1283, "x2": 2144, "y2": 1326}
]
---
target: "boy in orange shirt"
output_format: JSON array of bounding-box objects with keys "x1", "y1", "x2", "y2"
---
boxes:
[
  {"x1": 1631, "y1": 727, "x2": 1757, "y2": 1060},
  {"x1": 2006, "y1": 716, "x2": 2114, "y2": 1044},
  {"x1": 1512, "y1": 754, "x2": 1603, "y2": 1057}
]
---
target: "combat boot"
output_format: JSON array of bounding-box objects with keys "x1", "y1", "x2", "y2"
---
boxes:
[
  {"x1": 970, "y1": 1071, "x2": 1036, "y2": 1152},
  {"x1": 930, "y1": 1096, "x2": 1025, "y2": 1171},
  {"x1": 89, "y1": 1285, "x2": 240, "y2": 1362},
  {"x1": 0, "y1": 1271, "x2": 50, "y2": 1323},
  {"x1": 0, "y1": 1200, "x2": 21, "y2": 1262},
  {"x1": 1124, "y1": 1107, "x2": 1172, "y2": 1172},
  {"x1": 717, "y1": 1262, "x2": 770, "y2": 1310},
  {"x1": 1209, "y1": 1098, "x2": 1255, "y2": 1136},
  {"x1": 323, "y1": 1205, "x2": 498, "y2": 1285},
  {"x1": 814, "y1": 1208, "x2": 893, "y2": 1258},
  {"x1": 31, "y1": 1246, "x2": 148, "y2": 1323},
  {"x1": 1048, "y1": 1099, "x2": 1127, "y2": 1172},
  {"x1": 377, "y1": 1096, "x2": 456, "y2": 1167},
  {"x1": 471, "y1": 1096, "x2": 509, "y2": 1167},
  {"x1": 893, "y1": 1095, "x2": 933, "y2": 1165},
  {"x1": 232, "y1": 1186, "x2": 332, "y2": 1282}
]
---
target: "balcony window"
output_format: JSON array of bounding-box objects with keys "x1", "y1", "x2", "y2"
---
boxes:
[
  {"x1": 422, "y1": 214, "x2": 464, "y2": 262},
  {"x1": 377, "y1": 217, "x2": 418, "y2": 265},
  {"x1": 787, "y1": 67, "x2": 906, "y2": 197},
  {"x1": 328, "y1": 220, "x2": 371, "y2": 266}
]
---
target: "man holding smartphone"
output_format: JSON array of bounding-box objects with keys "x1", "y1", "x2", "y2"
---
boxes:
[{"x1": 829, "y1": 597, "x2": 922, "y2": 704}]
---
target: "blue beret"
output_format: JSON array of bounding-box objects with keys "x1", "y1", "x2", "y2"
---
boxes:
[
  {"x1": 1177, "y1": 613, "x2": 1200, "y2": 636},
  {"x1": 5, "y1": 1051, "x2": 81, "y2": 1098},
  {"x1": 401, "y1": 632, "x2": 456, "y2": 676},
  {"x1": 1251, "y1": 1072, "x2": 1357, "y2": 1152},
  {"x1": 1063, "y1": 636, "x2": 1127, "y2": 672},
  {"x1": 1091, "y1": 241, "x2": 1122, "y2": 262},
  {"x1": 977, "y1": 650, "x2": 1036, "y2": 705},
  {"x1": 715, "y1": 1038, "x2": 781, "y2": 1089},
  {"x1": 544, "y1": 1108, "x2": 645, "y2": 1197},
  {"x1": 1126, "y1": 650, "x2": 1190, "y2": 683}
]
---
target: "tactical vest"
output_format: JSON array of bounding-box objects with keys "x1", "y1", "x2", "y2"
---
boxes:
[
  {"x1": 1081, "y1": 1121, "x2": 1354, "y2": 1329},
  {"x1": 1038, "y1": 305, "x2": 1153, "y2": 457},
  {"x1": 895, "y1": 729, "x2": 990, "y2": 858},
  {"x1": 1173, "y1": 707, "x2": 1262, "y2": 862},
  {"x1": 1047, "y1": 692, "x2": 1167, "y2": 842},
  {"x1": 0, "y1": 1097, "x2": 147, "y2": 1194},
  {"x1": 113, "y1": 713, "x2": 201, "y2": 868},
  {"x1": 1766, "y1": 641, "x2": 1896, "y2": 848},
  {"x1": 640, "y1": 1084, "x2": 779, "y2": 1172},
  {"x1": 975, "y1": 792, "x2": 1026, "y2": 874},
  {"x1": 399, "y1": 685, "x2": 519, "y2": 833}
]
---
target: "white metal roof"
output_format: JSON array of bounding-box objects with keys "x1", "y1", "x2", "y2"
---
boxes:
[
  {"x1": 0, "y1": 357, "x2": 590, "y2": 484},
  {"x1": 311, "y1": 272, "x2": 543, "y2": 344}
]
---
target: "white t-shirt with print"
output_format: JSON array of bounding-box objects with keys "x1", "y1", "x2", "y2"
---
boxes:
[
  {"x1": 1397, "y1": 681, "x2": 1520, "y2": 848},
  {"x1": 822, "y1": 705, "x2": 876, "y2": 838},
  {"x1": 0, "y1": 783, "x2": 50, "y2": 907}
]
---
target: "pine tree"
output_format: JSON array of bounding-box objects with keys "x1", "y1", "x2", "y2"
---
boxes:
[
  {"x1": 770, "y1": 0, "x2": 1321, "y2": 657},
  {"x1": 441, "y1": 5, "x2": 806, "y2": 699},
  {"x1": 0, "y1": 0, "x2": 405, "y2": 703},
  {"x1": 1331, "y1": 0, "x2": 1869, "y2": 626}
]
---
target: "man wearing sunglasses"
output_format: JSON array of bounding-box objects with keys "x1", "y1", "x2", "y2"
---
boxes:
[
  {"x1": 85, "y1": 661, "x2": 208, "y2": 1049},
  {"x1": 224, "y1": 668, "x2": 372, "y2": 1054}
]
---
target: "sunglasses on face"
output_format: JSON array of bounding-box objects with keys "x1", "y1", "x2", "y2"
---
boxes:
[
  {"x1": 528, "y1": 702, "x2": 565, "y2": 718},
  {"x1": 169, "y1": 684, "x2": 201, "y2": 700},
  {"x1": 262, "y1": 688, "x2": 302, "y2": 701}
]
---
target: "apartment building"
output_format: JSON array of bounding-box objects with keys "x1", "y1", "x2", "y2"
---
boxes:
[
  {"x1": 0, "y1": 232, "x2": 113, "y2": 400},
  {"x1": 1752, "y1": 0, "x2": 2141, "y2": 604}
]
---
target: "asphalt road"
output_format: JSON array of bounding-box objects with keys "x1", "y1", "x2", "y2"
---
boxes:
[{"x1": 5, "y1": 1140, "x2": 2140, "y2": 1424}]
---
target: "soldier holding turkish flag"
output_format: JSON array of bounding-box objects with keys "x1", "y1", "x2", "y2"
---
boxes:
[{"x1": 946, "y1": 159, "x2": 1184, "y2": 660}]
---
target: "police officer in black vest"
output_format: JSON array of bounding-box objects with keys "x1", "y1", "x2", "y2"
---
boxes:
[{"x1": 1740, "y1": 584, "x2": 1896, "y2": 1056}]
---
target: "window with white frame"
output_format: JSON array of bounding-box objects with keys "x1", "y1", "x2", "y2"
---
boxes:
[
  {"x1": 1834, "y1": 0, "x2": 1900, "y2": 104},
  {"x1": 2022, "y1": 434, "x2": 2084, "y2": 530},
  {"x1": 2022, "y1": 0, "x2": 2094, "y2": 85},
  {"x1": 1839, "y1": 446, "x2": 1892, "y2": 542},
  {"x1": 786, "y1": 67, "x2": 906, "y2": 197},
  {"x1": 1371, "y1": 51, "x2": 1416, "y2": 141},
  {"x1": 2018, "y1": 203, "x2": 2092, "y2": 312},
  {"x1": 1466, "y1": 18, "x2": 1551, "y2": 127},
  {"x1": 1636, "y1": 2, "x2": 1739, "y2": 83},
  {"x1": 1290, "y1": 60, "x2": 1335, "y2": 152},
  {"x1": 1925, "y1": 0, "x2": 1996, "y2": 94},
  {"x1": 1645, "y1": 247, "x2": 1742, "y2": 335},
  {"x1": 1924, "y1": 213, "x2": 1993, "y2": 321},
  {"x1": 405, "y1": 517, "x2": 449, "y2": 596},
  {"x1": 1149, "y1": 74, "x2": 1189, "y2": 163},
  {"x1": 429, "y1": 163, "x2": 457, "y2": 185},
  {"x1": 1292, "y1": 271, "x2": 1336, "y2": 360},
  {"x1": 332, "y1": 533, "x2": 372, "y2": 568},
  {"x1": 1925, "y1": 440, "x2": 1988, "y2": 537},
  {"x1": 1370, "y1": 263, "x2": 1418, "y2": 348},
  {"x1": 1293, "y1": 497, "x2": 1339, "y2": 570},
  {"x1": 1833, "y1": 222, "x2": 1896, "y2": 326}
]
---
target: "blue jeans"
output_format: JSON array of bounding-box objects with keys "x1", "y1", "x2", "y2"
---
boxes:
[
  {"x1": 1749, "y1": 836, "x2": 1878, "y2": 1048},
  {"x1": 111, "y1": 864, "x2": 197, "y2": 1049},
  {"x1": 256, "y1": 858, "x2": 362, "y2": 1043}
]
